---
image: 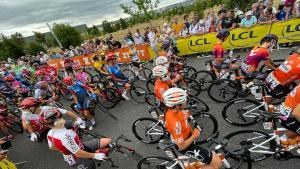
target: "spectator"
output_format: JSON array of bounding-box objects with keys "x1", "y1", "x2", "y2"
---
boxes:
[
  {"x1": 147, "y1": 27, "x2": 158, "y2": 60},
  {"x1": 256, "y1": 0, "x2": 266, "y2": 19},
  {"x1": 183, "y1": 14, "x2": 190, "y2": 29},
  {"x1": 40, "y1": 51, "x2": 49, "y2": 61},
  {"x1": 216, "y1": 10, "x2": 226, "y2": 31},
  {"x1": 218, "y1": 4, "x2": 227, "y2": 14},
  {"x1": 276, "y1": 3, "x2": 289, "y2": 20},
  {"x1": 133, "y1": 33, "x2": 144, "y2": 45},
  {"x1": 265, "y1": 1, "x2": 277, "y2": 15},
  {"x1": 258, "y1": 7, "x2": 277, "y2": 24},
  {"x1": 204, "y1": 15, "x2": 212, "y2": 32},
  {"x1": 179, "y1": 23, "x2": 189, "y2": 37},
  {"x1": 111, "y1": 38, "x2": 122, "y2": 49},
  {"x1": 163, "y1": 23, "x2": 172, "y2": 33},
  {"x1": 234, "y1": 7, "x2": 244, "y2": 27},
  {"x1": 284, "y1": 0, "x2": 296, "y2": 7},
  {"x1": 198, "y1": 20, "x2": 207, "y2": 34},
  {"x1": 136, "y1": 29, "x2": 141, "y2": 36},
  {"x1": 189, "y1": 13, "x2": 201, "y2": 35},
  {"x1": 171, "y1": 17, "x2": 183, "y2": 35},
  {"x1": 209, "y1": 18, "x2": 217, "y2": 32},
  {"x1": 240, "y1": 11, "x2": 257, "y2": 27},
  {"x1": 219, "y1": 10, "x2": 237, "y2": 30},
  {"x1": 252, "y1": 3, "x2": 260, "y2": 18},
  {"x1": 293, "y1": 0, "x2": 300, "y2": 17},
  {"x1": 144, "y1": 27, "x2": 150, "y2": 43}
]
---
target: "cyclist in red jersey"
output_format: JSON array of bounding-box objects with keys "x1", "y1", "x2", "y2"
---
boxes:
[
  {"x1": 213, "y1": 29, "x2": 230, "y2": 73},
  {"x1": 152, "y1": 65, "x2": 173, "y2": 102}
]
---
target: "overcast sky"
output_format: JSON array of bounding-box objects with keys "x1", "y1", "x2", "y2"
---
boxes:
[{"x1": 0, "y1": 0, "x2": 185, "y2": 37}]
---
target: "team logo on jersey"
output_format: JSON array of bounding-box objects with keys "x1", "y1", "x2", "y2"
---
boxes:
[{"x1": 175, "y1": 122, "x2": 181, "y2": 135}]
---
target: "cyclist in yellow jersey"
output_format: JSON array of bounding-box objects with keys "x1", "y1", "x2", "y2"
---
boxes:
[
  {"x1": 0, "y1": 139, "x2": 17, "y2": 169},
  {"x1": 92, "y1": 54, "x2": 109, "y2": 76}
]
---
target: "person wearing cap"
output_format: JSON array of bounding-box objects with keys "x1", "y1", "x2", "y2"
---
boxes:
[
  {"x1": 198, "y1": 19, "x2": 207, "y2": 34},
  {"x1": 133, "y1": 32, "x2": 144, "y2": 45},
  {"x1": 240, "y1": 11, "x2": 258, "y2": 27}
]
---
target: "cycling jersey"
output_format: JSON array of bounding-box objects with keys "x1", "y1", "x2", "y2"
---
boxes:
[
  {"x1": 107, "y1": 64, "x2": 127, "y2": 80},
  {"x1": 68, "y1": 81, "x2": 89, "y2": 98},
  {"x1": 93, "y1": 60, "x2": 106, "y2": 72},
  {"x1": 242, "y1": 46, "x2": 269, "y2": 73},
  {"x1": 21, "y1": 113, "x2": 49, "y2": 133},
  {"x1": 165, "y1": 109, "x2": 191, "y2": 145},
  {"x1": 75, "y1": 72, "x2": 89, "y2": 84},
  {"x1": 212, "y1": 42, "x2": 224, "y2": 60},
  {"x1": 266, "y1": 54, "x2": 300, "y2": 89},
  {"x1": 154, "y1": 79, "x2": 170, "y2": 101},
  {"x1": 0, "y1": 159, "x2": 17, "y2": 169}
]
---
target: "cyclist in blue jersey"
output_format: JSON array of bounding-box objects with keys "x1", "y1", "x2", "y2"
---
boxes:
[
  {"x1": 106, "y1": 53, "x2": 131, "y2": 100},
  {"x1": 63, "y1": 76, "x2": 96, "y2": 131}
]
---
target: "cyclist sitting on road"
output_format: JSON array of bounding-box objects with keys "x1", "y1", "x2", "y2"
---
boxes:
[
  {"x1": 63, "y1": 76, "x2": 96, "y2": 131},
  {"x1": 73, "y1": 63, "x2": 90, "y2": 84},
  {"x1": 278, "y1": 84, "x2": 300, "y2": 145},
  {"x1": 128, "y1": 41, "x2": 146, "y2": 81},
  {"x1": 42, "y1": 111, "x2": 111, "y2": 169},
  {"x1": 163, "y1": 88, "x2": 222, "y2": 169},
  {"x1": 153, "y1": 65, "x2": 173, "y2": 103},
  {"x1": 106, "y1": 53, "x2": 130, "y2": 100},
  {"x1": 266, "y1": 47, "x2": 300, "y2": 98},
  {"x1": 155, "y1": 56, "x2": 182, "y2": 84},
  {"x1": 19, "y1": 97, "x2": 83, "y2": 142},
  {"x1": 213, "y1": 29, "x2": 230, "y2": 73}
]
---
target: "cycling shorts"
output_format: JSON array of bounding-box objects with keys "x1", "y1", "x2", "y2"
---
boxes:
[
  {"x1": 279, "y1": 116, "x2": 300, "y2": 134},
  {"x1": 77, "y1": 97, "x2": 91, "y2": 111},
  {"x1": 265, "y1": 83, "x2": 292, "y2": 98},
  {"x1": 179, "y1": 143, "x2": 213, "y2": 165}
]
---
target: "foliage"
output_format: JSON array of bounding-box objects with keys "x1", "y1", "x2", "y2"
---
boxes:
[
  {"x1": 45, "y1": 36, "x2": 56, "y2": 47},
  {"x1": 52, "y1": 23, "x2": 83, "y2": 49},
  {"x1": 25, "y1": 42, "x2": 46, "y2": 55},
  {"x1": 120, "y1": 18, "x2": 129, "y2": 30},
  {"x1": 223, "y1": 0, "x2": 256, "y2": 11},
  {"x1": 87, "y1": 25, "x2": 101, "y2": 36},
  {"x1": 33, "y1": 32, "x2": 46, "y2": 44},
  {"x1": 0, "y1": 33, "x2": 25, "y2": 60},
  {"x1": 102, "y1": 20, "x2": 114, "y2": 33}
]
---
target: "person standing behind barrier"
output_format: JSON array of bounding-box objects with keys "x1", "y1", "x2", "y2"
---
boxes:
[
  {"x1": 189, "y1": 13, "x2": 201, "y2": 35},
  {"x1": 218, "y1": 10, "x2": 237, "y2": 30},
  {"x1": 171, "y1": 17, "x2": 183, "y2": 35},
  {"x1": 240, "y1": 11, "x2": 257, "y2": 27},
  {"x1": 293, "y1": 0, "x2": 300, "y2": 17},
  {"x1": 148, "y1": 27, "x2": 159, "y2": 62},
  {"x1": 258, "y1": 7, "x2": 277, "y2": 24}
]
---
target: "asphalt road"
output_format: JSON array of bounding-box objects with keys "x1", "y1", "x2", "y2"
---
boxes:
[{"x1": 7, "y1": 47, "x2": 300, "y2": 169}]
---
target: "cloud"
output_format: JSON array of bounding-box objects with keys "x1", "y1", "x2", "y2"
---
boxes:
[{"x1": 0, "y1": 0, "x2": 185, "y2": 36}]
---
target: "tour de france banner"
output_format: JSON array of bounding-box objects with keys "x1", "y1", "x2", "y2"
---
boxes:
[{"x1": 47, "y1": 44, "x2": 151, "y2": 69}]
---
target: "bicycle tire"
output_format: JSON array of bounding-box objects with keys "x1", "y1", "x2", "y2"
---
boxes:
[
  {"x1": 97, "y1": 88, "x2": 119, "y2": 109},
  {"x1": 146, "y1": 77, "x2": 155, "y2": 92},
  {"x1": 224, "y1": 129, "x2": 276, "y2": 162},
  {"x1": 178, "y1": 78, "x2": 201, "y2": 96},
  {"x1": 123, "y1": 69, "x2": 135, "y2": 80},
  {"x1": 193, "y1": 113, "x2": 218, "y2": 144},
  {"x1": 132, "y1": 118, "x2": 164, "y2": 144},
  {"x1": 208, "y1": 79, "x2": 239, "y2": 103},
  {"x1": 70, "y1": 103, "x2": 81, "y2": 115},
  {"x1": 145, "y1": 92, "x2": 158, "y2": 106},
  {"x1": 188, "y1": 96, "x2": 209, "y2": 112},
  {"x1": 137, "y1": 156, "x2": 180, "y2": 169},
  {"x1": 142, "y1": 67, "x2": 152, "y2": 80},
  {"x1": 222, "y1": 99, "x2": 263, "y2": 126},
  {"x1": 130, "y1": 86, "x2": 147, "y2": 103},
  {"x1": 183, "y1": 65, "x2": 197, "y2": 78},
  {"x1": 191, "y1": 70, "x2": 216, "y2": 91},
  {"x1": 115, "y1": 145, "x2": 144, "y2": 162},
  {"x1": 5, "y1": 116, "x2": 23, "y2": 133}
]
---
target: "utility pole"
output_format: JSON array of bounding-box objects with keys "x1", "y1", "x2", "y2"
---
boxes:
[{"x1": 46, "y1": 23, "x2": 63, "y2": 49}]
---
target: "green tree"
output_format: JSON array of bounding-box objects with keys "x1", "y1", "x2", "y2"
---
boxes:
[
  {"x1": 223, "y1": 0, "x2": 256, "y2": 11},
  {"x1": 45, "y1": 36, "x2": 56, "y2": 47},
  {"x1": 102, "y1": 20, "x2": 114, "y2": 33},
  {"x1": 33, "y1": 31, "x2": 46, "y2": 44},
  {"x1": 25, "y1": 42, "x2": 46, "y2": 55},
  {"x1": 0, "y1": 33, "x2": 25, "y2": 60},
  {"x1": 113, "y1": 21, "x2": 121, "y2": 32},
  {"x1": 120, "y1": 18, "x2": 129, "y2": 30},
  {"x1": 120, "y1": 0, "x2": 160, "y2": 25},
  {"x1": 52, "y1": 23, "x2": 83, "y2": 49},
  {"x1": 87, "y1": 25, "x2": 100, "y2": 36}
]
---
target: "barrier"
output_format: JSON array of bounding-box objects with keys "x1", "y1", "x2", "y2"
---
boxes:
[{"x1": 48, "y1": 18, "x2": 300, "y2": 69}]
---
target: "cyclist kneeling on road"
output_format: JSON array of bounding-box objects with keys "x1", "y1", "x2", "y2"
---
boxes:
[
  {"x1": 63, "y1": 76, "x2": 96, "y2": 131},
  {"x1": 163, "y1": 88, "x2": 222, "y2": 169},
  {"x1": 42, "y1": 111, "x2": 112, "y2": 169},
  {"x1": 153, "y1": 65, "x2": 173, "y2": 104},
  {"x1": 106, "y1": 53, "x2": 131, "y2": 100},
  {"x1": 266, "y1": 47, "x2": 300, "y2": 98},
  {"x1": 19, "y1": 97, "x2": 83, "y2": 142}
]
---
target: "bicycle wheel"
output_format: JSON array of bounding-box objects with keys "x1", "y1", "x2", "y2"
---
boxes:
[
  {"x1": 193, "y1": 113, "x2": 218, "y2": 144},
  {"x1": 146, "y1": 77, "x2": 155, "y2": 92},
  {"x1": 188, "y1": 96, "x2": 209, "y2": 112},
  {"x1": 222, "y1": 99, "x2": 263, "y2": 126},
  {"x1": 70, "y1": 103, "x2": 81, "y2": 115},
  {"x1": 191, "y1": 70, "x2": 216, "y2": 91},
  {"x1": 130, "y1": 86, "x2": 147, "y2": 103},
  {"x1": 142, "y1": 67, "x2": 152, "y2": 80},
  {"x1": 208, "y1": 79, "x2": 239, "y2": 103},
  {"x1": 145, "y1": 92, "x2": 158, "y2": 106},
  {"x1": 97, "y1": 88, "x2": 119, "y2": 109},
  {"x1": 224, "y1": 130, "x2": 276, "y2": 162},
  {"x1": 114, "y1": 145, "x2": 144, "y2": 162},
  {"x1": 132, "y1": 118, "x2": 164, "y2": 144},
  {"x1": 138, "y1": 156, "x2": 180, "y2": 169},
  {"x1": 178, "y1": 78, "x2": 201, "y2": 96},
  {"x1": 183, "y1": 65, "x2": 197, "y2": 78},
  {"x1": 5, "y1": 115, "x2": 23, "y2": 133},
  {"x1": 123, "y1": 69, "x2": 135, "y2": 80},
  {"x1": 59, "y1": 87, "x2": 73, "y2": 101}
]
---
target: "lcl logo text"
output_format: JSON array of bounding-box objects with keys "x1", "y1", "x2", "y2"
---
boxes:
[
  {"x1": 231, "y1": 31, "x2": 258, "y2": 40},
  {"x1": 189, "y1": 38, "x2": 211, "y2": 46}
]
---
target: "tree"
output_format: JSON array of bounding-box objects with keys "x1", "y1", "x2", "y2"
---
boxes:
[
  {"x1": 120, "y1": 18, "x2": 129, "y2": 30},
  {"x1": 33, "y1": 31, "x2": 46, "y2": 44},
  {"x1": 0, "y1": 33, "x2": 25, "y2": 60},
  {"x1": 52, "y1": 24, "x2": 83, "y2": 49},
  {"x1": 120, "y1": 0, "x2": 160, "y2": 25},
  {"x1": 45, "y1": 36, "x2": 56, "y2": 47},
  {"x1": 113, "y1": 21, "x2": 121, "y2": 32},
  {"x1": 25, "y1": 42, "x2": 46, "y2": 55},
  {"x1": 87, "y1": 25, "x2": 100, "y2": 36},
  {"x1": 102, "y1": 20, "x2": 114, "y2": 34},
  {"x1": 223, "y1": 0, "x2": 256, "y2": 11}
]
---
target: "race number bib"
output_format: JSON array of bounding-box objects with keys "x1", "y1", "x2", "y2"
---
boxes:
[
  {"x1": 241, "y1": 62, "x2": 250, "y2": 72},
  {"x1": 63, "y1": 154, "x2": 76, "y2": 166},
  {"x1": 278, "y1": 61, "x2": 291, "y2": 73},
  {"x1": 278, "y1": 104, "x2": 292, "y2": 121},
  {"x1": 266, "y1": 74, "x2": 280, "y2": 89}
]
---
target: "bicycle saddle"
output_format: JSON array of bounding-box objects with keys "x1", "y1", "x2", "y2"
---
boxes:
[{"x1": 158, "y1": 139, "x2": 177, "y2": 150}]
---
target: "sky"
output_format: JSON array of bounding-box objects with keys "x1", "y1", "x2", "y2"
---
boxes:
[{"x1": 0, "y1": 0, "x2": 185, "y2": 37}]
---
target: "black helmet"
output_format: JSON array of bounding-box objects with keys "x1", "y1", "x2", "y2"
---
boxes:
[
  {"x1": 260, "y1": 34, "x2": 278, "y2": 45},
  {"x1": 216, "y1": 29, "x2": 230, "y2": 41}
]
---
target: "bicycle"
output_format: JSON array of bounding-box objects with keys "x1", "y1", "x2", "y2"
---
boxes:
[
  {"x1": 123, "y1": 61, "x2": 152, "y2": 81},
  {"x1": 0, "y1": 107, "x2": 23, "y2": 134}
]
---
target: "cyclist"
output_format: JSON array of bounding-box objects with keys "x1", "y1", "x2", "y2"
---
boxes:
[
  {"x1": 34, "y1": 80, "x2": 57, "y2": 100},
  {"x1": 155, "y1": 56, "x2": 182, "y2": 84},
  {"x1": 153, "y1": 65, "x2": 173, "y2": 102},
  {"x1": 213, "y1": 30, "x2": 230, "y2": 73},
  {"x1": 0, "y1": 146, "x2": 16, "y2": 169},
  {"x1": 73, "y1": 63, "x2": 90, "y2": 84},
  {"x1": 63, "y1": 76, "x2": 96, "y2": 130},
  {"x1": 128, "y1": 41, "x2": 146, "y2": 81},
  {"x1": 42, "y1": 111, "x2": 111, "y2": 169},
  {"x1": 64, "y1": 58, "x2": 75, "y2": 77},
  {"x1": 266, "y1": 47, "x2": 300, "y2": 98},
  {"x1": 106, "y1": 53, "x2": 130, "y2": 100},
  {"x1": 19, "y1": 97, "x2": 83, "y2": 142},
  {"x1": 240, "y1": 34, "x2": 278, "y2": 77},
  {"x1": 163, "y1": 88, "x2": 222, "y2": 169},
  {"x1": 92, "y1": 54, "x2": 109, "y2": 77},
  {"x1": 3, "y1": 75, "x2": 29, "y2": 98},
  {"x1": 278, "y1": 84, "x2": 300, "y2": 145}
]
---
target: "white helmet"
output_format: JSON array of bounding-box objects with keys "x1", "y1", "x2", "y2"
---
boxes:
[
  {"x1": 152, "y1": 65, "x2": 168, "y2": 77},
  {"x1": 155, "y1": 56, "x2": 168, "y2": 66},
  {"x1": 163, "y1": 88, "x2": 187, "y2": 107},
  {"x1": 128, "y1": 41, "x2": 134, "y2": 46}
]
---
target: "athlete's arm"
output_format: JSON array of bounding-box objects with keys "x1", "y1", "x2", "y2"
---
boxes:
[
  {"x1": 177, "y1": 135, "x2": 196, "y2": 151},
  {"x1": 292, "y1": 103, "x2": 300, "y2": 121},
  {"x1": 264, "y1": 59, "x2": 276, "y2": 70}
]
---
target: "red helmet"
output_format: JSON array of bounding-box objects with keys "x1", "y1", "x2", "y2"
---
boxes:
[
  {"x1": 19, "y1": 97, "x2": 39, "y2": 109},
  {"x1": 39, "y1": 109, "x2": 62, "y2": 125},
  {"x1": 106, "y1": 53, "x2": 117, "y2": 61},
  {"x1": 35, "y1": 70, "x2": 45, "y2": 76},
  {"x1": 72, "y1": 63, "x2": 81, "y2": 70},
  {"x1": 63, "y1": 76, "x2": 74, "y2": 86},
  {"x1": 3, "y1": 75, "x2": 14, "y2": 82}
]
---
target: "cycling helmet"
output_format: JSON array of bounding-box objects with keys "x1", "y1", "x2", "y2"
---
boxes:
[
  {"x1": 260, "y1": 34, "x2": 278, "y2": 45},
  {"x1": 63, "y1": 76, "x2": 74, "y2": 86},
  {"x1": 163, "y1": 88, "x2": 187, "y2": 107},
  {"x1": 155, "y1": 56, "x2": 169, "y2": 66},
  {"x1": 216, "y1": 29, "x2": 230, "y2": 41},
  {"x1": 39, "y1": 109, "x2": 62, "y2": 125},
  {"x1": 3, "y1": 75, "x2": 14, "y2": 82},
  {"x1": 152, "y1": 65, "x2": 168, "y2": 77},
  {"x1": 106, "y1": 53, "x2": 117, "y2": 61},
  {"x1": 35, "y1": 70, "x2": 45, "y2": 76},
  {"x1": 161, "y1": 40, "x2": 171, "y2": 50},
  {"x1": 72, "y1": 62, "x2": 81, "y2": 70},
  {"x1": 19, "y1": 97, "x2": 39, "y2": 109},
  {"x1": 35, "y1": 81, "x2": 48, "y2": 89},
  {"x1": 128, "y1": 41, "x2": 134, "y2": 46}
]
